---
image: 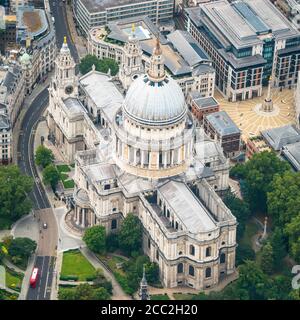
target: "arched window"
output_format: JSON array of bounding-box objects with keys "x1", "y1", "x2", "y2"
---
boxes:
[
  {"x1": 205, "y1": 267, "x2": 211, "y2": 278},
  {"x1": 206, "y1": 246, "x2": 212, "y2": 257},
  {"x1": 189, "y1": 265, "x2": 195, "y2": 277},
  {"x1": 189, "y1": 245, "x2": 195, "y2": 256},
  {"x1": 220, "y1": 253, "x2": 226, "y2": 264},
  {"x1": 177, "y1": 263, "x2": 183, "y2": 274}
]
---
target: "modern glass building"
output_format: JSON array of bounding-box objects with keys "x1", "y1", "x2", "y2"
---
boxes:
[
  {"x1": 185, "y1": 0, "x2": 300, "y2": 101},
  {"x1": 72, "y1": 0, "x2": 174, "y2": 35}
]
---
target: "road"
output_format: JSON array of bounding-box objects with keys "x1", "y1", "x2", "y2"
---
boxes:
[
  {"x1": 15, "y1": 1, "x2": 79, "y2": 300},
  {"x1": 17, "y1": 88, "x2": 58, "y2": 300},
  {"x1": 49, "y1": 0, "x2": 79, "y2": 63}
]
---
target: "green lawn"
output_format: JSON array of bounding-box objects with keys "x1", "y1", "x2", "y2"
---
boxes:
[
  {"x1": 56, "y1": 164, "x2": 71, "y2": 173},
  {"x1": 5, "y1": 268, "x2": 23, "y2": 292},
  {"x1": 62, "y1": 179, "x2": 75, "y2": 189},
  {"x1": 150, "y1": 294, "x2": 170, "y2": 300},
  {"x1": 173, "y1": 293, "x2": 196, "y2": 300},
  {"x1": 56, "y1": 165, "x2": 75, "y2": 189},
  {"x1": 60, "y1": 250, "x2": 96, "y2": 281}
]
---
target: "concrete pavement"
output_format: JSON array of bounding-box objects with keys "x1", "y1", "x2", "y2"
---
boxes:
[{"x1": 11, "y1": 213, "x2": 39, "y2": 242}]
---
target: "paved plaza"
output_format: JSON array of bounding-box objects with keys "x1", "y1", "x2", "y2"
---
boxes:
[{"x1": 215, "y1": 87, "x2": 297, "y2": 140}]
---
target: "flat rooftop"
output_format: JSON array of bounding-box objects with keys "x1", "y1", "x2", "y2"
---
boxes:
[
  {"x1": 91, "y1": 16, "x2": 212, "y2": 76},
  {"x1": 80, "y1": 0, "x2": 152, "y2": 13},
  {"x1": 206, "y1": 111, "x2": 240, "y2": 136},
  {"x1": 17, "y1": 6, "x2": 48, "y2": 38},
  {"x1": 158, "y1": 180, "x2": 216, "y2": 234},
  {"x1": 186, "y1": 0, "x2": 299, "y2": 49},
  {"x1": 192, "y1": 96, "x2": 219, "y2": 109},
  {"x1": 84, "y1": 163, "x2": 117, "y2": 182}
]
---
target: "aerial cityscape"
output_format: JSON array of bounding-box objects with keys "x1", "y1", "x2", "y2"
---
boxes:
[{"x1": 0, "y1": 0, "x2": 300, "y2": 304}]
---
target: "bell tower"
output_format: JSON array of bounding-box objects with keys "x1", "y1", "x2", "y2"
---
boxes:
[
  {"x1": 119, "y1": 24, "x2": 143, "y2": 90},
  {"x1": 51, "y1": 37, "x2": 78, "y2": 99}
]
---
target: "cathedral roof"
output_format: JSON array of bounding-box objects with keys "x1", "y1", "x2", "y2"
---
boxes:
[{"x1": 123, "y1": 73, "x2": 186, "y2": 126}]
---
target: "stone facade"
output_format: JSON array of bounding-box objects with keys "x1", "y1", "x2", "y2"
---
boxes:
[{"x1": 47, "y1": 39, "x2": 236, "y2": 291}]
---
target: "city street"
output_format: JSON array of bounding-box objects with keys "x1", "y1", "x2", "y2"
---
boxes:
[
  {"x1": 49, "y1": 0, "x2": 79, "y2": 63},
  {"x1": 13, "y1": 0, "x2": 81, "y2": 301},
  {"x1": 17, "y1": 88, "x2": 58, "y2": 300}
]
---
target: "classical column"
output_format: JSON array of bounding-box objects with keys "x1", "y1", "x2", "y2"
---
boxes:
[
  {"x1": 90, "y1": 211, "x2": 94, "y2": 227},
  {"x1": 133, "y1": 148, "x2": 137, "y2": 165},
  {"x1": 81, "y1": 208, "x2": 86, "y2": 228},
  {"x1": 141, "y1": 150, "x2": 145, "y2": 167},
  {"x1": 76, "y1": 207, "x2": 80, "y2": 225},
  {"x1": 163, "y1": 151, "x2": 167, "y2": 168}
]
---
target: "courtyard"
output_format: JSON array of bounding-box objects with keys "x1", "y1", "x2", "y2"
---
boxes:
[{"x1": 216, "y1": 87, "x2": 297, "y2": 140}]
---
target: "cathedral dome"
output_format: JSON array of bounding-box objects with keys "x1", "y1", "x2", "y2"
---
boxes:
[{"x1": 123, "y1": 73, "x2": 187, "y2": 126}]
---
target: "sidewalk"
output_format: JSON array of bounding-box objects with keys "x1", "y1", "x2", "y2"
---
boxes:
[
  {"x1": 80, "y1": 246, "x2": 132, "y2": 300},
  {"x1": 18, "y1": 254, "x2": 36, "y2": 300},
  {"x1": 65, "y1": 4, "x2": 87, "y2": 59}
]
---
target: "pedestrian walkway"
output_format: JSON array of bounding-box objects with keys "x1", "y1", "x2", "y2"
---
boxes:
[
  {"x1": 0, "y1": 230, "x2": 10, "y2": 241},
  {"x1": 80, "y1": 246, "x2": 132, "y2": 300},
  {"x1": 18, "y1": 254, "x2": 35, "y2": 300},
  {"x1": 3, "y1": 258, "x2": 25, "y2": 274}
]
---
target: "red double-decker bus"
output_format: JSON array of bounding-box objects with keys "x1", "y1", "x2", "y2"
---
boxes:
[{"x1": 30, "y1": 268, "x2": 39, "y2": 288}]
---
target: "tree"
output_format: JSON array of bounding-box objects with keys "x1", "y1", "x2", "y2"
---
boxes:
[
  {"x1": 106, "y1": 233, "x2": 119, "y2": 252},
  {"x1": 92, "y1": 287, "x2": 110, "y2": 300},
  {"x1": 118, "y1": 214, "x2": 143, "y2": 256},
  {"x1": 0, "y1": 165, "x2": 33, "y2": 223},
  {"x1": 73, "y1": 283, "x2": 110, "y2": 300},
  {"x1": 58, "y1": 288, "x2": 77, "y2": 300},
  {"x1": 259, "y1": 242, "x2": 274, "y2": 275},
  {"x1": 97, "y1": 58, "x2": 119, "y2": 76},
  {"x1": 223, "y1": 191, "x2": 251, "y2": 240},
  {"x1": 237, "y1": 260, "x2": 271, "y2": 300},
  {"x1": 269, "y1": 227, "x2": 287, "y2": 270},
  {"x1": 79, "y1": 55, "x2": 100, "y2": 74},
  {"x1": 269, "y1": 275, "x2": 292, "y2": 300},
  {"x1": 285, "y1": 214, "x2": 300, "y2": 263},
  {"x1": 35, "y1": 145, "x2": 54, "y2": 168},
  {"x1": 42, "y1": 164, "x2": 60, "y2": 191},
  {"x1": 229, "y1": 163, "x2": 247, "y2": 180},
  {"x1": 231, "y1": 151, "x2": 290, "y2": 212},
  {"x1": 145, "y1": 262, "x2": 159, "y2": 284},
  {"x1": 83, "y1": 225, "x2": 106, "y2": 254},
  {"x1": 268, "y1": 171, "x2": 300, "y2": 226},
  {"x1": 79, "y1": 55, "x2": 119, "y2": 76},
  {"x1": 8, "y1": 238, "x2": 37, "y2": 260},
  {"x1": 74, "y1": 283, "x2": 94, "y2": 300},
  {"x1": 94, "y1": 269, "x2": 112, "y2": 294},
  {"x1": 236, "y1": 243, "x2": 255, "y2": 266}
]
